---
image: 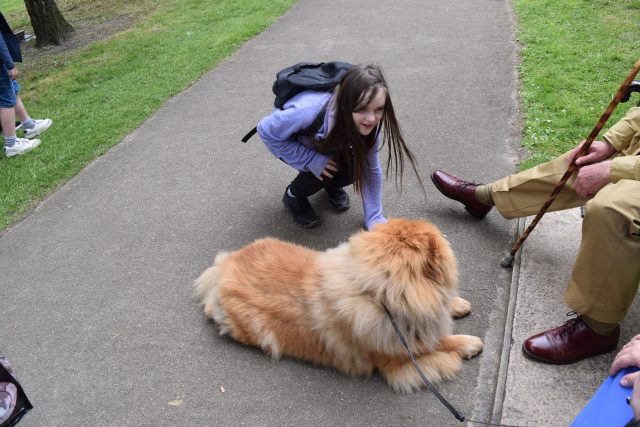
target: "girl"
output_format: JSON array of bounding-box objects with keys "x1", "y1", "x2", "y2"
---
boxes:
[{"x1": 257, "y1": 63, "x2": 422, "y2": 229}]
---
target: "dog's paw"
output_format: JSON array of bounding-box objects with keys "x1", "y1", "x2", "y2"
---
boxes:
[
  {"x1": 456, "y1": 335, "x2": 484, "y2": 359},
  {"x1": 449, "y1": 297, "x2": 471, "y2": 318},
  {"x1": 203, "y1": 301, "x2": 216, "y2": 319}
]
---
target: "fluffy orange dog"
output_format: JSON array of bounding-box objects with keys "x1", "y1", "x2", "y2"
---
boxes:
[{"x1": 195, "y1": 218, "x2": 483, "y2": 392}]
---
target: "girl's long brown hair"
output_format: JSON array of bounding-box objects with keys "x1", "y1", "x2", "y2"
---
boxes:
[{"x1": 313, "y1": 63, "x2": 423, "y2": 194}]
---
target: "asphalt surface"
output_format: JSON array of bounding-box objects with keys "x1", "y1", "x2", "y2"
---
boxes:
[{"x1": 4, "y1": 1, "x2": 636, "y2": 426}]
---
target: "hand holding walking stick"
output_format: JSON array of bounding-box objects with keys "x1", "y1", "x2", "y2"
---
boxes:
[{"x1": 501, "y1": 59, "x2": 640, "y2": 268}]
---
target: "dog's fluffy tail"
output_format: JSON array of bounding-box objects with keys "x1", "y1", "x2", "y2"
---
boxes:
[{"x1": 194, "y1": 251, "x2": 230, "y2": 328}]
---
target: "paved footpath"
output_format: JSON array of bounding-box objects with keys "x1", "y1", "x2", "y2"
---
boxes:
[{"x1": 3, "y1": 0, "x2": 635, "y2": 426}]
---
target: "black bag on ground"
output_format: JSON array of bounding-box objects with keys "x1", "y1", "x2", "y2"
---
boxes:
[
  {"x1": 0, "y1": 355, "x2": 32, "y2": 427},
  {"x1": 241, "y1": 61, "x2": 354, "y2": 142}
]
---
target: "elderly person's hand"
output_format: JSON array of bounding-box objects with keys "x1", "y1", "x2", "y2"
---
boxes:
[
  {"x1": 569, "y1": 140, "x2": 618, "y2": 198},
  {"x1": 569, "y1": 139, "x2": 617, "y2": 165},
  {"x1": 574, "y1": 160, "x2": 612, "y2": 198},
  {"x1": 610, "y1": 334, "x2": 640, "y2": 388}
]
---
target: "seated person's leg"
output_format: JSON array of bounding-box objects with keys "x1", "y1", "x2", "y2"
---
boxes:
[
  {"x1": 565, "y1": 179, "x2": 640, "y2": 325},
  {"x1": 491, "y1": 151, "x2": 588, "y2": 219},
  {"x1": 431, "y1": 151, "x2": 589, "y2": 219},
  {"x1": 523, "y1": 180, "x2": 640, "y2": 364}
]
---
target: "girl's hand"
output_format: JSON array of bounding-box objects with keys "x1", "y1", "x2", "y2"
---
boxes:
[
  {"x1": 318, "y1": 159, "x2": 338, "y2": 181},
  {"x1": 7, "y1": 67, "x2": 18, "y2": 80}
]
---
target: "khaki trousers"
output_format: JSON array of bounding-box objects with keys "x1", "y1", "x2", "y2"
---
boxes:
[{"x1": 492, "y1": 152, "x2": 640, "y2": 323}]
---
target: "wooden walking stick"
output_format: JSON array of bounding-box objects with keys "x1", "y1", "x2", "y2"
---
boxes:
[{"x1": 500, "y1": 59, "x2": 640, "y2": 268}]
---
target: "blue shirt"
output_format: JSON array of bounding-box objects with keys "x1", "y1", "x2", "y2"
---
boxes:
[
  {"x1": 257, "y1": 90, "x2": 387, "y2": 230},
  {"x1": 0, "y1": 12, "x2": 20, "y2": 70},
  {"x1": 0, "y1": 27, "x2": 14, "y2": 70}
]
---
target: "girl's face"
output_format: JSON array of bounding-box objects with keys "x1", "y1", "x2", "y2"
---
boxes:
[{"x1": 351, "y1": 88, "x2": 386, "y2": 136}]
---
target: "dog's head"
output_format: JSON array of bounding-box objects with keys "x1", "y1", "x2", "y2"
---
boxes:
[{"x1": 347, "y1": 218, "x2": 458, "y2": 314}]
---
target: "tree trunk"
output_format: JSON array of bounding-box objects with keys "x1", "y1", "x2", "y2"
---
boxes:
[{"x1": 24, "y1": 0, "x2": 74, "y2": 47}]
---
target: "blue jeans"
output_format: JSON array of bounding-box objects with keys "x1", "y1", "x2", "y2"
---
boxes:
[{"x1": 0, "y1": 66, "x2": 19, "y2": 108}]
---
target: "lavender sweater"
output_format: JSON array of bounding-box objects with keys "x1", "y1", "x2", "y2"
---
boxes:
[{"x1": 256, "y1": 90, "x2": 387, "y2": 230}]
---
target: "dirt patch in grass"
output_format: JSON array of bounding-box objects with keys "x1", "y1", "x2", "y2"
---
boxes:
[
  {"x1": 7, "y1": 0, "x2": 155, "y2": 64},
  {"x1": 21, "y1": 14, "x2": 135, "y2": 61}
]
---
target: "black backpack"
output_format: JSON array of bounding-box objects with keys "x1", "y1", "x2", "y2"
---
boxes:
[{"x1": 242, "y1": 61, "x2": 354, "y2": 142}]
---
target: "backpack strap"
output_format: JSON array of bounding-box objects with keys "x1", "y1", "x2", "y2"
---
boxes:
[
  {"x1": 241, "y1": 127, "x2": 257, "y2": 143},
  {"x1": 242, "y1": 103, "x2": 328, "y2": 143}
]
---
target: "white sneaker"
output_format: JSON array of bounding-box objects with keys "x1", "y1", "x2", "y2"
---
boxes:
[
  {"x1": 5, "y1": 137, "x2": 41, "y2": 157},
  {"x1": 23, "y1": 118, "x2": 52, "y2": 139}
]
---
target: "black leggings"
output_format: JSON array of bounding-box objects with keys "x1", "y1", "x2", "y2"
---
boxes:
[{"x1": 289, "y1": 160, "x2": 353, "y2": 198}]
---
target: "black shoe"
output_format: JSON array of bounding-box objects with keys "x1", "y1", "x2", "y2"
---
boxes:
[
  {"x1": 282, "y1": 188, "x2": 320, "y2": 228},
  {"x1": 326, "y1": 187, "x2": 350, "y2": 212}
]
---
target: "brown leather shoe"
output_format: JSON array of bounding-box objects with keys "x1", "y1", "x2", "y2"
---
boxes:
[
  {"x1": 430, "y1": 170, "x2": 492, "y2": 219},
  {"x1": 522, "y1": 314, "x2": 619, "y2": 365}
]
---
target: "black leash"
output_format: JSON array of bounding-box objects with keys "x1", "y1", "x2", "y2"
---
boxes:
[
  {"x1": 382, "y1": 304, "x2": 528, "y2": 427},
  {"x1": 382, "y1": 303, "x2": 466, "y2": 422}
]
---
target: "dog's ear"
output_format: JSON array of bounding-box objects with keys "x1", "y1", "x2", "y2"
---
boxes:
[{"x1": 420, "y1": 229, "x2": 458, "y2": 291}]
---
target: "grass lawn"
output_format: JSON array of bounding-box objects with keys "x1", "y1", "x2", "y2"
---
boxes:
[
  {"x1": 514, "y1": 0, "x2": 640, "y2": 170},
  {"x1": 0, "y1": 0, "x2": 295, "y2": 230}
]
